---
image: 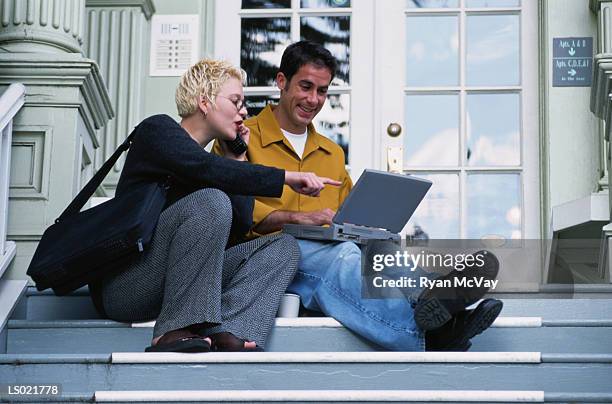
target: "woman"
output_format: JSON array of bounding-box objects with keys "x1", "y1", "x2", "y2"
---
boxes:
[{"x1": 90, "y1": 59, "x2": 339, "y2": 353}]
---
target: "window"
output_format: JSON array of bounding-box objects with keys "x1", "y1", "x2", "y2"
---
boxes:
[{"x1": 237, "y1": 0, "x2": 352, "y2": 163}]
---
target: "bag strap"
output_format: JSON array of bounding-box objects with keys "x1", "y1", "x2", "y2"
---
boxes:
[{"x1": 56, "y1": 130, "x2": 137, "y2": 223}]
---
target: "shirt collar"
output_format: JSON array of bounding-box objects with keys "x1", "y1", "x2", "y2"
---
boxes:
[{"x1": 259, "y1": 104, "x2": 333, "y2": 154}]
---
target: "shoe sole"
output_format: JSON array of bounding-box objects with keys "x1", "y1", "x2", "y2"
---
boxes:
[
  {"x1": 446, "y1": 298, "x2": 504, "y2": 350},
  {"x1": 414, "y1": 251, "x2": 500, "y2": 331}
]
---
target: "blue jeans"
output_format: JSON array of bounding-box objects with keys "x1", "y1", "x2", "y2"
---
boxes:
[{"x1": 287, "y1": 239, "x2": 426, "y2": 351}]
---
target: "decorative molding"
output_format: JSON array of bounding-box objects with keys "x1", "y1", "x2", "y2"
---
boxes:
[
  {"x1": 85, "y1": 0, "x2": 155, "y2": 20},
  {"x1": 590, "y1": 56, "x2": 612, "y2": 120},
  {"x1": 0, "y1": 0, "x2": 86, "y2": 54},
  {"x1": 591, "y1": 0, "x2": 612, "y2": 14},
  {"x1": 0, "y1": 53, "x2": 114, "y2": 145},
  {"x1": 10, "y1": 126, "x2": 52, "y2": 200},
  {"x1": 593, "y1": 2, "x2": 612, "y2": 54},
  {"x1": 552, "y1": 192, "x2": 609, "y2": 232}
]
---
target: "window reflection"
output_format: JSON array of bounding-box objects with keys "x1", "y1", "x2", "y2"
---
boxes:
[
  {"x1": 242, "y1": 0, "x2": 291, "y2": 9},
  {"x1": 405, "y1": 94, "x2": 459, "y2": 166},
  {"x1": 301, "y1": 0, "x2": 351, "y2": 8},
  {"x1": 313, "y1": 94, "x2": 350, "y2": 164},
  {"x1": 406, "y1": 0, "x2": 459, "y2": 7},
  {"x1": 405, "y1": 173, "x2": 460, "y2": 239},
  {"x1": 245, "y1": 95, "x2": 280, "y2": 118},
  {"x1": 467, "y1": 174, "x2": 521, "y2": 239},
  {"x1": 241, "y1": 18, "x2": 291, "y2": 87},
  {"x1": 406, "y1": 15, "x2": 459, "y2": 87},
  {"x1": 467, "y1": 14, "x2": 519, "y2": 86},
  {"x1": 467, "y1": 93, "x2": 520, "y2": 166},
  {"x1": 301, "y1": 16, "x2": 350, "y2": 85},
  {"x1": 466, "y1": 0, "x2": 520, "y2": 7}
]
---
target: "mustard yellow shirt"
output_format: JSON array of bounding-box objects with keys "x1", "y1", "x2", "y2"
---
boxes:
[{"x1": 213, "y1": 104, "x2": 352, "y2": 234}]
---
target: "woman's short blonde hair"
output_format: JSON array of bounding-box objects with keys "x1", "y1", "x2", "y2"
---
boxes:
[{"x1": 175, "y1": 59, "x2": 246, "y2": 118}]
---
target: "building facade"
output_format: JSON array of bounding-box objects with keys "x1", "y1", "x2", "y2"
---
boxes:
[{"x1": 0, "y1": 0, "x2": 610, "y2": 290}]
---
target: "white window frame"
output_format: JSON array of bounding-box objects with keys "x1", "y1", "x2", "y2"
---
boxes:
[{"x1": 375, "y1": 0, "x2": 540, "y2": 240}]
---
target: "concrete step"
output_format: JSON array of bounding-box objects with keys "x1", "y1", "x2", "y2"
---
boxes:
[
  {"x1": 5, "y1": 318, "x2": 612, "y2": 354},
  {"x1": 15, "y1": 287, "x2": 612, "y2": 320},
  {"x1": 3, "y1": 390, "x2": 612, "y2": 403},
  {"x1": 1, "y1": 352, "x2": 611, "y2": 395}
]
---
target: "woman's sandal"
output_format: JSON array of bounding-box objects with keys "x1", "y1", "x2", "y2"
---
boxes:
[
  {"x1": 145, "y1": 330, "x2": 211, "y2": 353},
  {"x1": 207, "y1": 331, "x2": 264, "y2": 352}
]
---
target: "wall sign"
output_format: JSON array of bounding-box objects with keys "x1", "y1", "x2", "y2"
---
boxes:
[
  {"x1": 552, "y1": 37, "x2": 592, "y2": 87},
  {"x1": 149, "y1": 15, "x2": 199, "y2": 77}
]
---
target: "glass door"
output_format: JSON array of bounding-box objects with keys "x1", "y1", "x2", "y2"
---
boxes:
[{"x1": 376, "y1": 0, "x2": 540, "y2": 242}]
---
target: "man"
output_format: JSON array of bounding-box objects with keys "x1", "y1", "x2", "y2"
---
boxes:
[{"x1": 215, "y1": 41, "x2": 502, "y2": 351}]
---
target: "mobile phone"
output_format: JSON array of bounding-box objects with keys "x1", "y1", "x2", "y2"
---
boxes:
[{"x1": 225, "y1": 132, "x2": 248, "y2": 155}]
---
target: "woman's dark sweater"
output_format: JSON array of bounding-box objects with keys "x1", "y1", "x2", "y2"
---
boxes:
[{"x1": 117, "y1": 114, "x2": 286, "y2": 236}]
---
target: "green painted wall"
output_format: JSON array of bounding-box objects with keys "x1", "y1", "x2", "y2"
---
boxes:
[{"x1": 142, "y1": 0, "x2": 214, "y2": 121}]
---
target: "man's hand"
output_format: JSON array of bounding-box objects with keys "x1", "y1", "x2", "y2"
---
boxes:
[
  {"x1": 253, "y1": 208, "x2": 336, "y2": 234},
  {"x1": 285, "y1": 171, "x2": 341, "y2": 197},
  {"x1": 293, "y1": 209, "x2": 335, "y2": 226}
]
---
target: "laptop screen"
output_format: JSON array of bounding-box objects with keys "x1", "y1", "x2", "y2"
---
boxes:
[{"x1": 333, "y1": 169, "x2": 432, "y2": 233}]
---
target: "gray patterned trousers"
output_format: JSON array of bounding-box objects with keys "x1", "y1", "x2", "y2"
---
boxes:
[{"x1": 99, "y1": 188, "x2": 300, "y2": 347}]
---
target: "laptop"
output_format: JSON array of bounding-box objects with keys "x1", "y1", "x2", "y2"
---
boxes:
[{"x1": 283, "y1": 169, "x2": 432, "y2": 244}]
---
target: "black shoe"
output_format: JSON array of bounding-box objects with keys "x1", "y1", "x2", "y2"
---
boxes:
[
  {"x1": 425, "y1": 298, "x2": 503, "y2": 351},
  {"x1": 414, "y1": 250, "x2": 500, "y2": 331}
]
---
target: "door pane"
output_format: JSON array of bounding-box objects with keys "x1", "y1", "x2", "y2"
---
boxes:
[
  {"x1": 405, "y1": 94, "x2": 459, "y2": 166},
  {"x1": 406, "y1": 0, "x2": 459, "y2": 8},
  {"x1": 242, "y1": 0, "x2": 291, "y2": 8},
  {"x1": 466, "y1": 14, "x2": 519, "y2": 86},
  {"x1": 301, "y1": 0, "x2": 351, "y2": 8},
  {"x1": 466, "y1": 93, "x2": 520, "y2": 166},
  {"x1": 406, "y1": 173, "x2": 460, "y2": 239},
  {"x1": 241, "y1": 18, "x2": 292, "y2": 87},
  {"x1": 313, "y1": 94, "x2": 350, "y2": 164},
  {"x1": 466, "y1": 174, "x2": 521, "y2": 239},
  {"x1": 301, "y1": 16, "x2": 350, "y2": 85},
  {"x1": 466, "y1": 0, "x2": 520, "y2": 7},
  {"x1": 406, "y1": 15, "x2": 459, "y2": 87}
]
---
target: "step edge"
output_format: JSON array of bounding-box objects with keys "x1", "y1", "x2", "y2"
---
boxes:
[
  {"x1": 94, "y1": 389, "x2": 546, "y2": 402},
  {"x1": 0, "y1": 353, "x2": 111, "y2": 364},
  {"x1": 110, "y1": 351, "x2": 542, "y2": 364}
]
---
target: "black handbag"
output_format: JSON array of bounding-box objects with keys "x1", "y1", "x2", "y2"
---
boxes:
[{"x1": 27, "y1": 130, "x2": 169, "y2": 295}]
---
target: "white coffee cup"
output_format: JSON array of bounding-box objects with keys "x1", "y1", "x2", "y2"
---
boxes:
[{"x1": 277, "y1": 293, "x2": 300, "y2": 317}]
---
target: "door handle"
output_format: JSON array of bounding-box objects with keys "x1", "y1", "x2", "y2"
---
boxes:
[{"x1": 387, "y1": 123, "x2": 402, "y2": 137}]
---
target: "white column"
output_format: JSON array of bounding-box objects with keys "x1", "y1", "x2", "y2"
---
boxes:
[
  {"x1": 0, "y1": 0, "x2": 86, "y2": 54},
  {"x1": 0, "y1": 0, "x2": 113, "y2": 280}
]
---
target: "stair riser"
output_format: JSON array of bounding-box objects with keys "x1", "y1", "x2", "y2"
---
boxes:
[
  {"x1": 15, "y1": 295, "x2": 101, "y2": 321},
  {"x1": 6, "y1": 327, "x2": 612, "y2": 354},
  {"x1": 17, "y1": 294, "x2": 612, "y2": 321},
  {"x1": 1, "y1": 363, "x2": 611, "y2": 393}
]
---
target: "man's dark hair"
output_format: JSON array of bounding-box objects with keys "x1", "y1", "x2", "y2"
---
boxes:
[{"x1": 279, "y1": 40, "x2": 337, "y2": 84}]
